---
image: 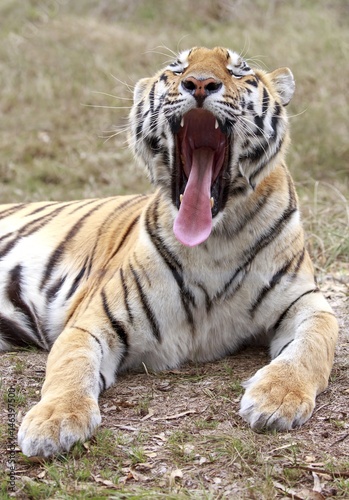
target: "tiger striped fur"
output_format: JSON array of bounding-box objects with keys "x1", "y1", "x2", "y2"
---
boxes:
[{"x1": 0, "y1": 47, "x2": 338, "y2": 457}]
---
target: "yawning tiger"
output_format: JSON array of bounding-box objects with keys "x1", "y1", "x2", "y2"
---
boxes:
[{"x1": 0, "y1": 46, "x2": 338, "y2": 457}]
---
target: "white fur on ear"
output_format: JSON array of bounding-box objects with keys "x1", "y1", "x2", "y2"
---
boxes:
[
  {"x1": 133, "y1": 78, "x2": 150, "y2": 104},
  {"x1": 269, "y1": 68, "x2": 295, "y2": 106}
]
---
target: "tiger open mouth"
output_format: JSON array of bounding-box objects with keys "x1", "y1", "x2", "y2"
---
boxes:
[{"x1": 173, "y1": 109, "x2": 230, "y2": 247}]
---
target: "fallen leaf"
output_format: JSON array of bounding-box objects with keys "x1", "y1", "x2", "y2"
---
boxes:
[
  {"x1": 92, "y1": 475, "x2": 118, "y2": 489},
  {"x1": 141, "y1": 408, "x2": 155, "y2": 421},
  {"x1": 130, "y1": 469, "x2": 149, "y2": 482},
  {"x1": 134, "y1": 462, "x2": 153, "y2": 471},
  {"x1": 113, "y1": 424, "x2": 139, "y2": 432},
  {"x1": 153, "y1": 409, "x2": 196, "y2": 421},
  {"x1": 169, "y1": 469, "x2": 183, "y2": 486},
  {"x1": 269, "y1": 442, "x2": 298, "y2": 454},
  {"x1": 118, "y1": 471, "x2": 134, "y2": 484},
  {"x1": 273, "y1": 481, "x2": 305, "y2": 500},
  {"x1": 312, "y1": 472, "x2": 322, "y2": 493},
  {"x1": 153, "y1": 432, "x2": 167, "y2": 441}
]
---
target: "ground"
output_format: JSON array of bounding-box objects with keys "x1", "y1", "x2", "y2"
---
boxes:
[{"x1": 1, "y1": 272, "x2": 348, "y2": 499}]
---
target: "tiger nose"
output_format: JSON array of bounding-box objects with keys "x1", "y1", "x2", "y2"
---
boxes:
[{"x1": 181, "y1": 76, "x2": 222, "y2": 105}]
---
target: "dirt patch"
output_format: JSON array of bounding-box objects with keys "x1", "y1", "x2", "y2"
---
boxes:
[{"x1": 1, "y1": 274, "x2": 348, "y2": 499}]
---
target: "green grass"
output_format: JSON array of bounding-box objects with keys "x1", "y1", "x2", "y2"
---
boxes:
[{"x1": 3, "y1": 386, "x2": 26, "y2": 406}]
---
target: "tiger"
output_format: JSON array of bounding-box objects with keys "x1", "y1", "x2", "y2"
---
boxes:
[{"x1": 0, "y1": 46, "x2": 338, "y2": 458}]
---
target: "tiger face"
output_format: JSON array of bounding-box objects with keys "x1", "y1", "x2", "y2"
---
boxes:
[{"x1": 130, "y1": 46, "x2": 295, "y2": 246}]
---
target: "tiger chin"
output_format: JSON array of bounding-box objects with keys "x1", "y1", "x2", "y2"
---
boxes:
[{"x1": 0, "y1": 47, "x2": 337, "y2": 458}]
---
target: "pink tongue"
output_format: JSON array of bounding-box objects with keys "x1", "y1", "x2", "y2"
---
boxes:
[{"x1": 173, "y1": 147, "x2": 214, "y2": 247}]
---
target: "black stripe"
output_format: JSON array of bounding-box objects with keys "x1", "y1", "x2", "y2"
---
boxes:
[
  {"x1": 0, "y1": 203, "x2": 27, "y2": 221},
  {"x1": 144, "y1": 197, "x2": 195, "y2": 330},
  {"x1": 276, "y1": 340, "x2": 294, "y2": 357},
  {"x1": 73, "y1": 326, "x2": 104, "y2": 352},
  {"x1": 6, "y1": 264, "x2": 49, "y2": 348},
  {"x1": 262, "y1": 87, "x2": 270, "y2": 116},
  {"x1": 135, "y1": 102, "x2": 144, "y2": 140},
  {"x1": 120, "y1": 268, "x2": 134, "y2": 324},
  {"x1": 0, "y1": 314, "x2": 39, "y2": 349},
  {"x1": 270, "y1": 102, "x2": 281, "y2": 139},
  {"x1": 66, "y1": 260, "x2": 88, "y2": 301},
  {"x1": 149, "y1": 81, "x2": 155, "y2": 114},
  {"x1": 73, "y1": 326, "x2": 106, "y2": 392},
  {"x1": 67, "y1": 198, "x2": 101, "y2": 215},
  {"x1": 245, "y1": 78, "x2": 258, "y2": 87},
  {"x1": 218, "y1": 179, "x2": 298, "y2": 300},
  {"x1": 273, "y1": 288, "x2": 320, "y2": 332},
  {"x1": 25, "y1": 202, "x2": 59, "y2": 217},
  {"x1": 133, "y1": 253, "x2": 151, "y2": 287},
  {"x1": 0, "y1": 202, "x2": 79, "y2": 259},
  {"x1": 109, "y1": 214, "x2": 140, "y2": 261},
  {"x1": 294, "y1": 310, "x2": 337, "y2": 331},
  {"x1": 291, "y1": 247, "x2": 306, "y2": 277},
  {"x1": 249, "y1": 248, "x2": 306, "y2": 315},
  {"x1": 100, "y1": 373, "x2": 107, "y2": 392},
  {"x1": 249, "y1": 258, "x2": 296, "y2": 315},
  {"x1": 254, "y1": 114, "x2": 265, "y2": 135},
  {"x1": 249, "y1": 136, "x2": 285, "y2": 188},
  {"x1": 101, "y1": 289, "x2": 129, "y2": 355},
  {"x1": 219, "y1": 183, "x2": 275, "y2": 239},
  {"x1": 129, "y1": 263, "x2": 162, "y2": 342},
  {"x1": 145, "y1": 136, "x2": 161, "y2": 153},
  {"x1": 240, "y1": 142, "x2": 267, "y2": 163},
  {"x1": 86, "y1": 196, "x2": 146, "y2": 279},
  {"x1": 161, "y1": 148, "x2": 171, "y2": 171},
  {"x1": 47, "y1": 275, "x2": 67, "y2": 302},
  {"x1": 40, "y1": 199, "x2": 112, "y2": 290}
]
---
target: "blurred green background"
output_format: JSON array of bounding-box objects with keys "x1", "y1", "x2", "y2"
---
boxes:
[{"x1": 0, "y1": 0, "x2": 348, "y2": 269}]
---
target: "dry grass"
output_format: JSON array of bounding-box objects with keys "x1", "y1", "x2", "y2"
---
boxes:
[{"x1": 0, "y1": 1, "x2": 348, "y2": 498}]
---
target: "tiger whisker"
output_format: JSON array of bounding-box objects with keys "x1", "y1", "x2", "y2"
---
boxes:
[
  {"x1": 90, "y1": 90, "x2": 133, "y2": 101},
  {"x1": 81, "y1": 104, "x2": 133, "y2": 110},
  {"x1": 109, "y1": 74, "x2": 135, "y2": 94}
]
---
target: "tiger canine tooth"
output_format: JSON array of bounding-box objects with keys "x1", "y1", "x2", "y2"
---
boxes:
[
  {"x1": 210, "y1": 197, "x2": 214, "y2": 208},
  {"x1": 180, "y1": 194, "x2": 183, "y2": 203},
  {"x1": 180, "y1": 117, "x2": 184, "y2": 127},
  {"x1": 214, "y1": 119, "x2": 219, "y2": 129}
]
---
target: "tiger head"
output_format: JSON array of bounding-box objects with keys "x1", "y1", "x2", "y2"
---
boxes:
[{"x1": 129, "y1": 46, "x2": 295, "y2": 247}]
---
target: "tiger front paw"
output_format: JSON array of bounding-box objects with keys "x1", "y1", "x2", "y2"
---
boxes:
[
  {"x1": 18, "y1": 395, "x2": 101, "y2": 457},
  {"x1": 239, "y1": 362, "x2": 316, "y2": 431}
]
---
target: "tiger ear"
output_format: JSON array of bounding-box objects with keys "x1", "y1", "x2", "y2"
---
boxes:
[
  {"x1": 269, "y1": 67, "x2": 295, "y2": 106},
  {"x1": 133, "y1": 78, "x2": 150, "y2": 104}
]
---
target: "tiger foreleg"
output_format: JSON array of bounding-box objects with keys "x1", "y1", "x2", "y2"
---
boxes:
[
  {"x1": 18, "y1": 326, "x2": 114, "y2": 457},
  {"x1": 239, "y1": 291, "x2": 338, "y2": 430}
]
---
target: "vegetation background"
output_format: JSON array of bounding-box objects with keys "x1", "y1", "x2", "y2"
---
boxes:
[{"x1": 0, "y1": 0, "x2": 348, "y2": 498}]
